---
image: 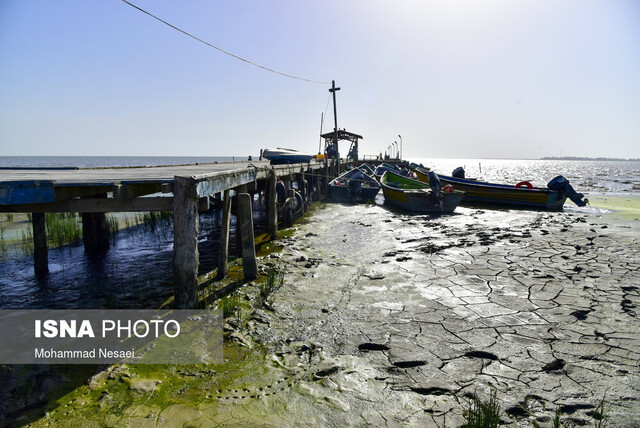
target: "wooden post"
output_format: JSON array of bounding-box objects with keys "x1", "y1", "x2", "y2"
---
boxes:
[
  {"x1": 216, "y1": 189, "x2": 231, "y2": 280},
  {"x1": 82, "y1": 194, "x2": 110, "y2": 252},
  {"x1": 234, "y1": 185, "x2": 247, "y2": 259},
  {"x1": 313, "y1": 172, "x2": 320, "y2": 201},
  {"x1": 32, "y1": 212, "x2": 48, "y2": 276},
  {"x1": 303, "y1": 179, "x2": 310, "y2": 211},
  {"x1": 173, "y1": 176, "x2": 199, "y2": 309},
  {"x1": 237, "y1": 193, "x2": 257, "y2": 281},
  {"x1": 299, "y1": 171, "x2": 307, "y2": 212},
  {"x1": 329, "y1": 80, "x2": 341, "y2": 173},
  {"x1": 268, "y1": 170, "x2": 277, "y2": 240}
]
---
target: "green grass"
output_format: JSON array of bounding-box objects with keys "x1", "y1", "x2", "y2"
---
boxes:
[
  {"x1": 551, "y1": 394, "x2": 609, "y2": 427},
  {"x1": 463, "y1": 389, "x2": 501, "y2": 428},
  {"x1": 553, "y1": 407, "x2": 562, "y2": 428},
  {"x1": 106, "y1": 214, "x2": 119, "y2": 243},
  {"x1": 0, "y1": 224, "x2": 7, "y2": 259},
  {"x1": 46, "y1": 212, "x2": 82, "y2": 247},
  {"x1": 593, "y1": 394, "x2": 609, "y2": 428},
  {"x1": 14, "y1": 213, "x2": 83, "y2": 255},
  {"x1": 257, "y1": 266, "x2": 284, "y2": 306},
  {"x1": 20, "y1": 228, "x2": 33, "y2": 255},
  {"x1": 219, "y1": 294, "x2": 242, "y2": 319}
]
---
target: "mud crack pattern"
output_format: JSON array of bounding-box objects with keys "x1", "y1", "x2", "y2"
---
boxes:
[{"x1": 251, "y1": 204, "x2": 640, "y2": 427}]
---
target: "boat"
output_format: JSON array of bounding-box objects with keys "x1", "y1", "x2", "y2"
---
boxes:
[
  {"x1": 380, "y1": 170, "x2": 464, "y2": 213},
  {"x1": 374, "y1": 163, "x2": 401, "y2": 179},
  {"x1": 329, "y1": 166, "x2": 380, "y2": 203},
  {"x1": 374, "y1": 163, "x2": 415, "y2": 180},
  {"x1": 357, "y1": 163, "x2": 376, "y2": 176},
  {"x1": 260, "y1": 148, "x2": 316, "y2": 165},
  {"x1": 413, "y1": 167, "x2": 587, "y2": 211}
]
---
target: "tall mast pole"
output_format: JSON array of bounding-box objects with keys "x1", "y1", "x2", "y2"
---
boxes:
[
  {"x1": 318, "y1": 112, "x2": 324, "y2": 154},
  {"x1": 329, "y1": 80, "x2": 341, "y2": 172}
]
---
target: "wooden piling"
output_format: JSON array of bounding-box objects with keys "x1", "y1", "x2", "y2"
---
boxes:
[
  {"x1": 32, "y1": 212, "x2": 48, "y2": 276},
  {"x1": 81, "y1": 194, "x2": 110, "y2": 252},
  {"x1": 173, "y1": 176, "x2": 199, "y2": 309},
  {"x1": 234, "y1": 185, "x2": 247, "y2": 259},
  {"x1": 299, "y1": 171, "x2": 307, "y2": 212},
  {"x1": 216, "y1": 189, "x2": 231, "y2": 280},
  {"x1": 268, "y1": 170, "x2": 277, "y2": 240},
  {"x1": 236, "y1": 193, "x2": 257, "y2": 281}
]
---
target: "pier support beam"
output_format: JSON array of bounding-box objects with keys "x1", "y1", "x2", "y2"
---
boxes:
[
  {"x1": 32, "y1": 212, "x2": 48, "y2": 276},
  {"x1": 173, "y1": 177, "x2": 199, "y2": 309},
  {"x1": 268, "y1": 170, "x2": 277, "y2": 240},
  {"x1": 216, "y1": 189, "x2": 231, "y2": 280},
  {"x1": 81, "y1": 194, "x2": 110, "y2": 252},
  {"x1": 237, "y1": 193, "x2": 257, "y2": 281},
  {"x1": 234, "y1": 185, "x2": 247, "y2": 259}
]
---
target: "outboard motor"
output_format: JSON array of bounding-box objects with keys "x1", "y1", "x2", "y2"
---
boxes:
[
  {"x1": 428, "y1": 171, "x2": 442, "y2": 198},
  {"x1": 547, "y1": 175, "x2": 588, "y2": 207},
  {"x1": 452, "y1": 167, "x2": 465, "y2": 178},
  {"x1": 348, "y1": 171, "x2": 364, "y2": 196}
]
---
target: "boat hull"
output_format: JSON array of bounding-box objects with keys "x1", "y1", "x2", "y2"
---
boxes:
[
  {"x1": 329, "y1": 185, "x2": 380, "y2": 202},
  {"x1": 262, "y1": 148, "x2": 315, "y2": 165},
  {"x1": 329, "y1": 167, "x2": 380, "y2": 203},
  {"x1": 414, "y1": 169, "x2": 567, "y2": 211},
  {"x1": 380, "y1": 171, "x2": 463, "y2": 213}
]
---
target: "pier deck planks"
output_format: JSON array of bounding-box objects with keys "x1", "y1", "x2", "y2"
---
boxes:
[{"x1": 0, "y1": 161, "x2": 322, "y2": 208}]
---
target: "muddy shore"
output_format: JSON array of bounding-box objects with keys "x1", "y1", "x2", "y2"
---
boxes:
[{"x1": 15, "y1": 197, "x2": 640, "y2": 427}]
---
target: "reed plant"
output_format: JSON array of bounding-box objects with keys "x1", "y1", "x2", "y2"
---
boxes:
[
  {"x1": 219, "y1": 294, "x2": 242, "y2": 320},
  {"x1": 106, "y1": 214, "x2": 119, "y2": 243},
  {"x1": 593, "y1": 394, "x2": 609, "y2": 428},
  {"x1": 553, "y1": 407, "x2": 562, "y2": 428},
  {"x1": 45, "y1": 212, "x2": 82, "y2": 247},
  {"x1": 0, "y1": 225, "x2": 7, "y2": 259},
  {"x1": 462, "y1": 389, "x2": 501, "y2": 428},
  {"x1": 20, "y1": 228, "x2": 33, "y2": 255},
  {"x1": 257, "y1": 266, "x2": 284, "y2": 306},
  {"x1": 133, "y1": 211, "x2": 171, "y2": 239},
  {"x1": 5, "y1": 213, "x2": 13, "y2": 222}
]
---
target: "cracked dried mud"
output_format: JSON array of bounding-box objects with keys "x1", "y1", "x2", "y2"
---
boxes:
[
  {"x1": 23, "y1": 200, "x2": 640, "y2": 427},
  {"x1": 248, "y1": 202, "x2": 640, "y2": 427}
]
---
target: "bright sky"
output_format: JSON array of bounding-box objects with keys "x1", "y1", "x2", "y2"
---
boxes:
[{"x1": 1, "y1": 0, "x2": 639, "y2": 159}]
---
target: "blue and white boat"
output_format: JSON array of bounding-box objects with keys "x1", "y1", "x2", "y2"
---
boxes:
[{"x1": 261, "y1": 148, "x2": 316, "y2": 165}]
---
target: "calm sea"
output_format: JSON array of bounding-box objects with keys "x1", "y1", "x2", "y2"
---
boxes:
[
  {"x1": 1, "y1": 156, "x2": 639, "y2": 194},
  {"x1": 410, "y1": 158, "x2": 640, "y2": 195},
  {"x1": 0, "y1": 156, "x2": 245, "y2": 169}
]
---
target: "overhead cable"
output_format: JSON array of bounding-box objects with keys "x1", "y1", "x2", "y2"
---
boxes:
[{"x1": 119, "y1": 0, "x2": 329, "y2": 85}]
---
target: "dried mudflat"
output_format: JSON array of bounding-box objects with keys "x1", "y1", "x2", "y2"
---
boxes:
[
  {"x1": 26, "y1": 199, "x2": 640, "y2": 427},
  {"x1": 247, "y1": 201, "x2": 640, "y2": 427}
]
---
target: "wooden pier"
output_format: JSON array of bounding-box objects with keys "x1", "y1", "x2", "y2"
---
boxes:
[{"x1": 0, "y1": 160, "x2": 333, "y2": 308}]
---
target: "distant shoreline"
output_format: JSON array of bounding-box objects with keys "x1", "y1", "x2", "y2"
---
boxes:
[{"x1": 541, "y1": 156, "x2": 640, "y2": 162}]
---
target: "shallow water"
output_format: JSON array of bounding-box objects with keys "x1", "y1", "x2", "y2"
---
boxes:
[{"x1": 0, "y1": 205, "x2": 274, "y2": 309}]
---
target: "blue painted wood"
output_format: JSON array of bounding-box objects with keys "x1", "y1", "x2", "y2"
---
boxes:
[{"x1": 0, "y1": 181, "x2": 55, "y2": 205}]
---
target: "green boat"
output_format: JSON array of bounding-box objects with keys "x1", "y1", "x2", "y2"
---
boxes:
[
  {"x1": 413, "y1": 167, "x2": 588, "y2": 211},
  {"x1": 380, "y1": 170, "x2": 464, "y2": 213}
]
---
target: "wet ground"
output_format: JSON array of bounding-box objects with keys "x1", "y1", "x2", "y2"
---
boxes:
[
  {"x1": 244, "y1": 201, "x2": 640, "y2": 426},
  {"x1": 16, "y1": 197, "x2": 640, "y2": 427}
]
